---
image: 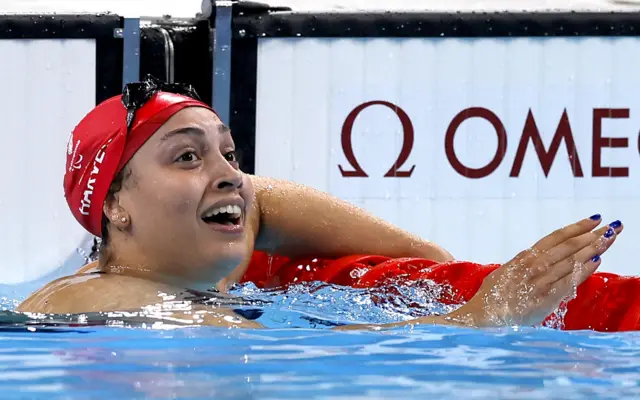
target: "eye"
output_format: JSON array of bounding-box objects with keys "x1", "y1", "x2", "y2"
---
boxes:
[
  {"x1": 224, "y1": 151, "x2": 238, "y2": 163},
  {"x1": 175, "y1": 151, "x2": 200, "y2": 164}
]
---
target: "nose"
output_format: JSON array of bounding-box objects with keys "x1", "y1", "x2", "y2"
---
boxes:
[{"x1": 210, "y1": 158, "x2": 243, "y2": 191}]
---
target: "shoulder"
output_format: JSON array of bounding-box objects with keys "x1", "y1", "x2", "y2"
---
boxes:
[
  {"x1": 244, "y1": 174, "x2": 263, "y2": 242},
  {"x1": 16, "y1": 274, "x2": 264, "y2": 328},
  {"x1": 74, "y1": 261, "x2": 100, "y2": 274},
  {"x1": 16, "y1": 273, "x2": 174, "y2": 314}
]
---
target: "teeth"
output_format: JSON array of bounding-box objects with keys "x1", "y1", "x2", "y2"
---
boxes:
[{"x1": 203, "y1": 204, "x2": 242, "y2": 219}]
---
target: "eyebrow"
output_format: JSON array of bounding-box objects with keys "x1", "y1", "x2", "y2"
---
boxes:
[
  {"x1": 160, "y1": 126, "x2": 205, "y2": 142},
  {"x1": 218, "y1": 124, "x2": 231, "y2": 135}
]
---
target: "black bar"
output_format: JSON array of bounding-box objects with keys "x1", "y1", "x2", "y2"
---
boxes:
[
  {"x1": 234, "y1": 11, "x2": 640, "y2": 38},
  {"x1": 229, "y1": 34, "x2": 258, "y2": 174}
]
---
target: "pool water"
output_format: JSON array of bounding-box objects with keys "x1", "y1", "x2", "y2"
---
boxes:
[{"x1": 1, "y1": 281, "x2": 639, "y2": 399}]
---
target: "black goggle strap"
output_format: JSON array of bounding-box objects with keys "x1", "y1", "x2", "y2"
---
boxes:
[{"x1": 121, "y1": 74, "x2": 202, "y2": 131}]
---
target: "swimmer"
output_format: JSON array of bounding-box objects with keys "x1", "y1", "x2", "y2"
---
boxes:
[{"x1": 17, "y1": 76, "x2": 624, "y2": 329}]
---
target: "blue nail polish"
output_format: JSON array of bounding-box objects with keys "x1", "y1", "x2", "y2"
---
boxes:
[
  {"x1": 592, "y1": 255, "x2": 601, "y2": 262},
  {"x1": 590, "y1": 214, "x2": 601, "y2": 221},
  {"x1": 604, "y1": 228, "x2": 615, "y2": 238},
  {"x1": 609, "y1": 220, "x2": 622, "y2": 229}
]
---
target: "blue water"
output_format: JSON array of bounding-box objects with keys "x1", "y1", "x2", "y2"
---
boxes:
[{"x1": 1, "y1": 282, "x2": 639, "y2": 399}]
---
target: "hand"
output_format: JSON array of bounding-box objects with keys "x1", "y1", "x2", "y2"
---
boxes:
[{"x1": 451, "y1": 215, "x2": 623, "y2": 327}]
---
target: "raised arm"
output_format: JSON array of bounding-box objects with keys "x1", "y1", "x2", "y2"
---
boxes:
[{"x1": 249, "y1": 175, "x2": 454, "y2": 262}]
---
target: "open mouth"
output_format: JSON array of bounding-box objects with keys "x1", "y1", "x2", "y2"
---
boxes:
[{"x1": 201, "y1": 204, "x2": 243, "y2": 226}]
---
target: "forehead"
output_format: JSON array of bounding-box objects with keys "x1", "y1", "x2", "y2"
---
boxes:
[{"x1": 155, "y1": 106, "x2": 225, "y2": 136}]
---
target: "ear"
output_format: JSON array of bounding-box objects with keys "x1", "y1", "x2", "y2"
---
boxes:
[{"x1": 103, "y1": 192, "x2": 131, "y2": 230}]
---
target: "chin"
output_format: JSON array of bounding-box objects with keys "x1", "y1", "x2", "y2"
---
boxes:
[{"x1": 201, "y1": 242, "x2": 248, "y2": 280}]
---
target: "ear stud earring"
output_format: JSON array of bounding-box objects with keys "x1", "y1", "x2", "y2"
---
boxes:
[{"x1": 120, "y1": 216, "x2": 128, "y2": 223}]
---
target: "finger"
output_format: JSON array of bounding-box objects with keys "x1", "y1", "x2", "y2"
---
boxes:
[
  {"x1": 572, "y1": 224, "x2": 620, "y2": 267},
  {"x1": 541, "y1": 224, "x2": 619, "y2": 288},
  {"x1": 549, "y1": 252, "x2": 603, "y2": 298},
  {"x1": 531, "y1": 214, "x2": 603, "y2": 252},
  {"x1": 528, "y1": 227, "x2": 606, "y2": 287},
  {"x1": 544, "y1": 220, "x2": 622, "y2": 266}
]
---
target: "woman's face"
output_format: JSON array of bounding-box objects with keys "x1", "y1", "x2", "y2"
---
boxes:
[{"x1": 112, "y1": 107, "x2": 255, "y2": 287}]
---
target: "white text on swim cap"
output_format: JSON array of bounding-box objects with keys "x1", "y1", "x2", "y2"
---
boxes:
[
  {"x1": 69, "y1": 140, "x2": 83, "y2": 172},
  {"x1": 79, "y1": 145, "x2": 107, "y2": 216}
]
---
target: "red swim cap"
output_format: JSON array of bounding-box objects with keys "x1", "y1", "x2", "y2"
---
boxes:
[{"x1": 63, "y1": 92, "x2": 214, "y2": 237}]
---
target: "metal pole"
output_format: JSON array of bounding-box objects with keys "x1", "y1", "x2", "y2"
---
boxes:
[
  {"x1": 157, "y1": 27, "x2": 175, "y2": 83},
  {"x1": 122, "y1": 18, "x2": 141, "y2": 86},
  {"x1": 212, "y1": 1, "x2": 233, "y2": 125}
]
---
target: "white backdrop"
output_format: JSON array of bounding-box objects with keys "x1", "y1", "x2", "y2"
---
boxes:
[
  {"x1": 0, "y1": 39, "x2": 95, "y2": 285},
  {"x1": 255, "y1": 37, "x2": 640, "y2": 276}
]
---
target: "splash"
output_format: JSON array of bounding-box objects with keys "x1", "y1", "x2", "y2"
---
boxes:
[{"x1": 232, "y1": 279, "x2": 461, "y2": 326}]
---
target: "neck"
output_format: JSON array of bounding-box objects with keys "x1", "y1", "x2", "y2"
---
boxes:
[{"x1": 98, "y1": 244, "x2": 220, "y2": 292}]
